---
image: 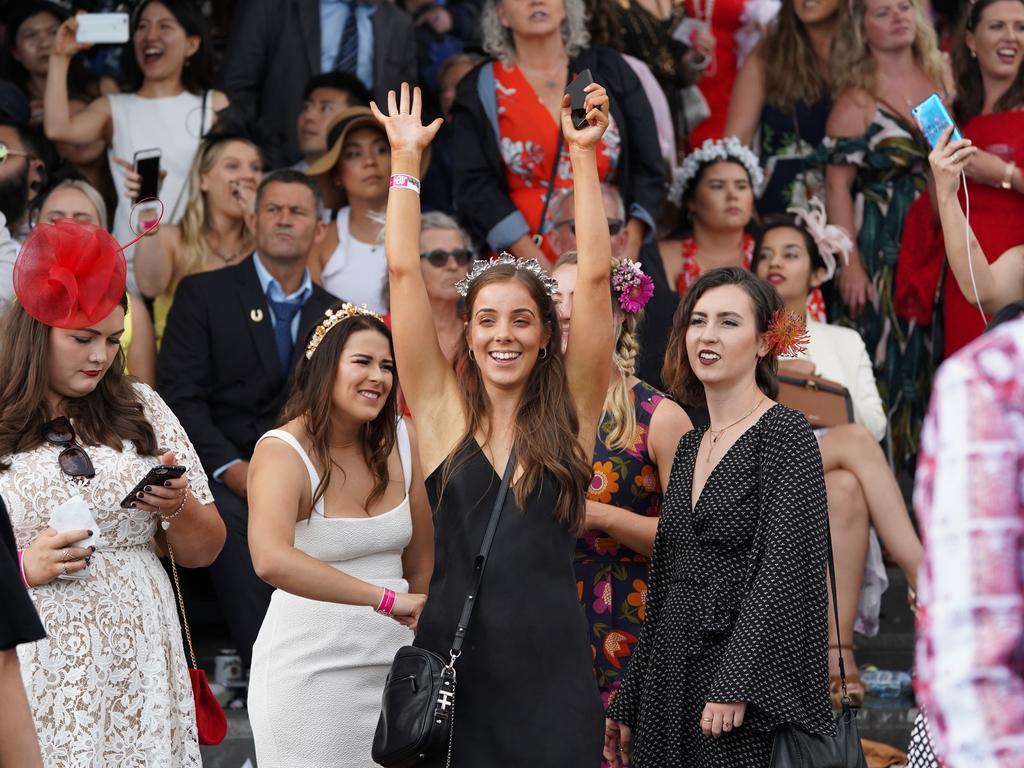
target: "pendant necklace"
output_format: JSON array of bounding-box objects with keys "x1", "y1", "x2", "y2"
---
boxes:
[{"x1": 705, "y1": 395, "x2": 764, "y2": 464}]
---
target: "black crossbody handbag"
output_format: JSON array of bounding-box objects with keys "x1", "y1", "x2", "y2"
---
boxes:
[
  {"x1": 372, "y1": 449, "x2": 516, "y2": 768},
  {"x1": 769, "y1": 513, "x2": 868, "y2": 768}
]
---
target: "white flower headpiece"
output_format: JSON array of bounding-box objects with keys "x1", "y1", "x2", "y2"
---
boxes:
[
  {"x1": 455, "y1": 252, "x2": 559, "y2": 297},
  {"x1": 668, "y1": 136, "x2": 765, "y2": 206},
  {"x1": 785, "y1": 197, "x2": 853, "y2": 281}
]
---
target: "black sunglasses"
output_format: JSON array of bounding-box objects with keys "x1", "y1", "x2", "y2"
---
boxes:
[
  {"x1": 553, "y1": 218, "x2": 625, "y2": 236},
  {"x1": 420, "y1": 248, "x2": 474, "y2": 268},
  {"x1": 42, "y1": 417, "x2": 96, "y2": 481}
]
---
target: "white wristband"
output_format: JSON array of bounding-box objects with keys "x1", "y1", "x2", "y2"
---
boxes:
[{"x1": 389, "y1": 174, "x2": 421, "y2": 194}]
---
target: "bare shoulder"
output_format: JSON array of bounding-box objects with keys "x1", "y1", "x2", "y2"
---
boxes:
[
  {"x1": 211, "y1": 90, "x2": 230, "y2": 111},
  {"x1": 827, "y1": 87, "x2": 874, "y2": 136}
]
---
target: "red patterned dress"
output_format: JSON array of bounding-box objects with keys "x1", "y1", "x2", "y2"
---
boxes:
[
  {"x1": 675, "y1": 234, "x2": 827, "y2": 321},
  {"x1": 495, "y1": 64, "x2": 621, "y2": 261},
  {"x1": 576, "y1": 381, "x2": 666, "y2": 709}
]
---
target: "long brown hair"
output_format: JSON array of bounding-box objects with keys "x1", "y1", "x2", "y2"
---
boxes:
[
  {"x1": 279, "y1": 309, "x2": 399, "y2": 516},
  {"x1": 662, "y1": 267, "x2": 782, "y2": 407},
  {"x1": 443, "y1": 265, "x2": 591, "y2": 532},
  {"x1": 0, "y1": 297, "x2": 158, "y2": 467},
  {"x1": 953, "y1": 0, "x2": 1024, "y2": 122},
  {"x1": 762, "y1": 0, "x2": 835, "y2": 110}
]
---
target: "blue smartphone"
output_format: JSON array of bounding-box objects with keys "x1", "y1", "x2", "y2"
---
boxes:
[{"x1": 911, "y1": 93, "x2": 963, "y2": 148}]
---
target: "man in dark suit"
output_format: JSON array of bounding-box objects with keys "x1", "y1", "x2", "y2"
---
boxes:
[
  {"x1": 159, "y1": 170, "x2": 338, "y2": 668},
  {"x1": 221, "y1": 0, "x2": 417, "y2": 168}
]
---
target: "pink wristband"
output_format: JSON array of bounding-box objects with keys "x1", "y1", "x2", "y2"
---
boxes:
[
  {"x1": 389, "y1": 174, "x2": 421, "y2": 194},
  {"x1": 375, "y1": 587, "x2": 397, "y2": 616},
  {"x1": 17, "y1": 549, "x2": 29, "y2": 588}
]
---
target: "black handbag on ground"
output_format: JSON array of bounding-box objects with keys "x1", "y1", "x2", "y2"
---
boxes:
[
  {"x1": 769, "y1": 513, "x2": 869, "y2": 768},
  {"x1": 371, "y1": 449, "x2": 517, "y2": 768}
]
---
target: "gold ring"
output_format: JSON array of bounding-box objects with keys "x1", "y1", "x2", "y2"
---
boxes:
[
  {"x1": 62, "y1": 548, "x2": 70, "y2": 562},
  {"x1": 702, "y1": 717, "x2": 713, "y2": 722}
]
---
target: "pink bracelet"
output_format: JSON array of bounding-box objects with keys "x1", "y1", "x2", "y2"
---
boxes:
[
  {"x1": 17, "y1": 549, "x2": 30, "y2": 588},
  {"x1": 389, "y1": 174, "x2": 420, "y2": 194},
  {"x1": 375, "y1": 587, "x2": 397, "y2": 616}
]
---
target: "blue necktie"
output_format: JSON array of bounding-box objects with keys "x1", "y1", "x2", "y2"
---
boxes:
[
  {"x1": 268, "y1": 297, "x2": 302, "y2": 373},
  {"x1": 336, "y1": 2, "x2": 359, "y2": 75}
]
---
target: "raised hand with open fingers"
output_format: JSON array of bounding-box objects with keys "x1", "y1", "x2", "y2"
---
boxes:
[
  {"x1": 561, "y1": 83, "x2": 610, "y2": 153},
  {"x1": 369, "y1": 83, "x2": 444, "y2": 157}
]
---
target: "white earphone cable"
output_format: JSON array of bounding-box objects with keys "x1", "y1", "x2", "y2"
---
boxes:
[{"x1": 961, "y1": 169, "x2": 988, "y2": 326}]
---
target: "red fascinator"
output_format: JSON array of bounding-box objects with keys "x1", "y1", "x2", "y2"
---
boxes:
[{"x1": 14, "y1": 217, "x2": 140, "y2": 329}]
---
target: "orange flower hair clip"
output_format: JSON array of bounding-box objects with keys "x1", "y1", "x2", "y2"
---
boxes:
[{"x1": 765, "y1": 309, "x2": 810, "y2": 358}]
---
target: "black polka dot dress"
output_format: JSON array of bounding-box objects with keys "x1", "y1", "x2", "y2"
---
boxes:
[{"x1": 606, "y1": 405, "x2": 834, "y2": 766}]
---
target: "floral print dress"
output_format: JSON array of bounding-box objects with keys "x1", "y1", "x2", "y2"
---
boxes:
[
  {"x1": 576, "y1": 380, "x2": 666, "y2": 707},
  {"x1": 495, "y1": 64, "x2": 621, "y2": 261}
]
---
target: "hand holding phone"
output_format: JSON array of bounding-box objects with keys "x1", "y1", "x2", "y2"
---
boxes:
[
  {"x1": 911, "y1": 93, "x2": 963, "y2": 149},
  {"x1": 120, "y1": 464, "x2": 187, "y2": 509},
  {"x1": 76, "y1": 13, "x2": 130, "y2": 45},
  {"x1": 133, "y1": 149, "x2": 162, "y2": 204},
  {"x1": 565, "y1": 69, "x2": 595, "y2": 130}
]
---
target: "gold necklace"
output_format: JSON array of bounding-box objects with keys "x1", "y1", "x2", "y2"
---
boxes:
[{"x1": 705, "y1": 395, "x2": 764, "y2": 464}]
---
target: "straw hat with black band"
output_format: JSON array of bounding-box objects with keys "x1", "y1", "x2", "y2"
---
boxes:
[{"x1": 306, "y1": 106, "x2": 430, "y2": 209}]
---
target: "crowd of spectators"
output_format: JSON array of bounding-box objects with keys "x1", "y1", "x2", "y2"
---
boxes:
[{"x1": 0, "y1": 0, "x2": 1021, "y2": 765}]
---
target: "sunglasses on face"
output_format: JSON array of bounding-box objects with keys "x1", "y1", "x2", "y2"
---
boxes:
[
  {"x1": 0, "y1": 142, "x2": 31, "y2": 165},
  {"x1": 42, "y1": 417, "x2": 96, "y2": 481},
  {"x1": 553, "y1": 218, "x2": 626, "y2": 236},
  {"x1": 420, "y1": 248, "x2": 474, "y2": 268}
]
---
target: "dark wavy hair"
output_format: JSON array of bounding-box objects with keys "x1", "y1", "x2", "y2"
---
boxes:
[
  {"x1": 675, "y1": 159, "x2": 758, "y2": 237},
  {"x1": 442, "y1": 264, "x2": 591, "y2": 532},
  {"x1": 662, "y1": 266, "x2": 782, "y2": 407},
  {"x1": 279, "y1": 308, "x2": 399, "y2": 516},
  {"x1": 121, "y1": 0, "x2": 214, "y2": 95},
  {"x1": 751, "y1": 214, "x2": 828, "y2": 275},
  {"x1": 952, "y1": 0, "x2": 1024, "y2": 122},
  {"x1": 0, "y1": 295, "x2": 158, "y2": 468}
]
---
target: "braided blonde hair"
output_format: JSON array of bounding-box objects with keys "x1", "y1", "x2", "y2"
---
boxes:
[{"x1": 553, "y1": 252, "x2": 643, "y2": 451}]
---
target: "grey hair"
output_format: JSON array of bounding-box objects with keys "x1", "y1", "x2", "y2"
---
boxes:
[
  {"x1": 39, "y1": 179, "x2": 109, "y2": 228},
  {"x1": 553, "y1": 183, "x2": 626, "y2": 222},
  {"x1": 481, "y1": 0, "x2": 590, "y2": 64},
  {"x1": 421, "y1": 211, "x2": 473, "y2": 249}
]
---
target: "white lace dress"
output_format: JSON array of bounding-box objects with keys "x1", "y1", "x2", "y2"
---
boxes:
[
  {"x1": 3, "y1": 383, "x2": 213, "y2": 768},
  {"x1": 247, "y1": 423, "x2": 415, "y2": 768}
]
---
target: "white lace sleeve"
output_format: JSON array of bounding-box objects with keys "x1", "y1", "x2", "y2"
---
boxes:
[{"x1": 133, "y1": 382, "x2": 214, "y2": 505}]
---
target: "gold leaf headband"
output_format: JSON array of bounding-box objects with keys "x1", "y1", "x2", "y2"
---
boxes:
[{"x1": 305, "y1": 303, "x2": 383, "y2": 359}]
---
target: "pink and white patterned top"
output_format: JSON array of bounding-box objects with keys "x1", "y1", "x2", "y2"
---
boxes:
[{"x1": 914, "y1": 317, "x2": 1024, "y2": 768}]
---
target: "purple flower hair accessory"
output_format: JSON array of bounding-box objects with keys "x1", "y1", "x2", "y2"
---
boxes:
[{"x1": 611, "y1": 260, "x2": 654, "y2": 314}]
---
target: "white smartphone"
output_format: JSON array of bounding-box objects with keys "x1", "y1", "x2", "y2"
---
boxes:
[{"x1": 76, "y1": 13, "x2": 130, "y2": 45}]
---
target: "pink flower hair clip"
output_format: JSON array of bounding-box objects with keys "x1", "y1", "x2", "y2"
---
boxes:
[{"x1": 611, "y1": 260, "x2": 654, "y2": 314}]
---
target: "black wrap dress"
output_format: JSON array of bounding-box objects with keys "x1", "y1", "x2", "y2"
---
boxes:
[{"x1": 606, "y1": 405, "x2": 833, "y2": 766}]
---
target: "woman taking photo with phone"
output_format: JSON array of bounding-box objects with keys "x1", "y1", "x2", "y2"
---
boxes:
[
  {"x1": 604, "y1": 267, "x2": 832, "y2": 766},
  {"x1": 0, "y1": 219, "x2": 224, "y2": 766},
  {"x1": 130, "y1": 132, "x2": 262, "y2": 342},
  {"x1": 246, "y1": 304, "x2": 433, "y2": 767},
  {"x1": 375, "y1": 81, "x2": 612, "y2": 765},
  {"x1": 43, "y1": 0, "x2": 228, "y2": 290}
]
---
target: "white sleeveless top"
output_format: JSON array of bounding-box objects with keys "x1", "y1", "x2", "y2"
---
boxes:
[
  {"x1": 321, "y1": 206, "x2": 389, "y2": 313},
  {"x1": 254, "y1": 420, "x2": 413, "y2": 577},
  {"x1": 108, "y1": 91, "x2": 213, "y2": 293}
]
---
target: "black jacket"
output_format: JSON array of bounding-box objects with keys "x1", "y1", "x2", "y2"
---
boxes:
[
  {"x1": 220, "y1": 0, "x2": 418, "y2": 168},
  {"x1": 450, "y1": 46, "x2": 667, "y2": 251},
  {"x1": 158, "y1": 257, "x2": 338, "y2": 474}
]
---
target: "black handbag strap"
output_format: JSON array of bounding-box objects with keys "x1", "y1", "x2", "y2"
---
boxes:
[
  {"x1": 448, "y1": 447, "x2": 517, "y2": 660},
  {"x1": 823, "y1": 511, "x2": 851, "y2": 707},
  {"x1": 533, "y1": 130, "x2": 564, "y2": 247}
]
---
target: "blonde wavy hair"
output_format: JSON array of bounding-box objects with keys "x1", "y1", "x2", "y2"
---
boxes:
[
  {"x1": 554, "y1": 252, "x2": 642, "y2": 452},
  {"x1": 177, "y1": 135, "x2": 262, "y2": 288},
  {"x1": 831, "y1": 0, "x2": 944, "y2": 96},
  {"x1": 481, "y1": 0, "x2": 591, "y2": 64}
]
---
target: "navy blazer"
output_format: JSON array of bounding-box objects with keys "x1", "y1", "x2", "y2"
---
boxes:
[{"x1": 158, "y1": 256, "x2": 338, "y2": 474}]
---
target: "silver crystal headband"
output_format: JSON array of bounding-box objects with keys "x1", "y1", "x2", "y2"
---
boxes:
[
  {"x1": 668, "y1": 136, "x2": 765, "y2": 206},
  {"x1": 454, "y1": 252, "x2": 559, "y2": 297}
]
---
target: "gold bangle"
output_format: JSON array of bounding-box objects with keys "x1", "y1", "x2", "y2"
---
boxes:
[{"x1": 1002, "y1": 161, "x2": 1016, "y2": 190}]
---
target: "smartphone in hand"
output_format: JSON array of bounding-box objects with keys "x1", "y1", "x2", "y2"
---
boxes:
[
  {"x1": 911, "y1": 93, "x2": 963, "y2": 149},
  {"x1": 76, "y1": 13, "x2": 130, "y2": 45},
  {"x1": 120, "y1": 464, "x2": 187, "y2": 509},
  {"x1": 565, "y1": 69, "x2": 595, "y2": 130},
  {"x1": 133, "y1": 148, "x2": 162, "y2": 203}
]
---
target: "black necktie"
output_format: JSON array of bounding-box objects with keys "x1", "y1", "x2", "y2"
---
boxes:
[
  {"x1": 336, "y1": 1, "x2": 359, "y2": 75},
  {"x1": 268, "y1": 297, "x2": 302, "y2": 372}
]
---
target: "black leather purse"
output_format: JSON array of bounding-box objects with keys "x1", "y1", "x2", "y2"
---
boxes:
[
  {"x1": 770, "y1": 513, "x2": 868, "y2": 768},
  {"x1": 372, "y1": 449, "x2": 516, "y2": 768}
]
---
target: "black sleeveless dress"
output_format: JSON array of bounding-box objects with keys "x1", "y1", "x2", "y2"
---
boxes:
[{"x1": 413, "y1": 437, "x2": 604, "y2": 766}]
